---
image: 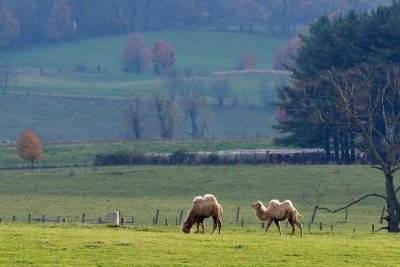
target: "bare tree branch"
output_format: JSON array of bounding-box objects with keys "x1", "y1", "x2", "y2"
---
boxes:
[{"x1": 316, "y1": 193, "x2": 386, "y2": 214}]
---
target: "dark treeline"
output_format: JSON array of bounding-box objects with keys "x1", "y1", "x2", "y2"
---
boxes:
[{"x1": 0, "y1": 0, "x2": 391, "y2": 49}]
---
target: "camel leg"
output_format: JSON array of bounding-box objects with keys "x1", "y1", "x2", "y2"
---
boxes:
[
  {"x1": 274, "y1": 219, "x2": 282, "y2": 235},
  {"x1": 265, "y1": 219, "x2": 273, "y2": 235},
  {"x1": 201, "y1": 221, "x2": 205, "y2": 234},
  {"x1": 196, "y1": 221, "x2": 200, "y2": 234},
  {"x1": 294, "y1": 219, "x2": 303, "y2": 237},
  {"x1": 288, "y1": 218, "x2": 296, "y2": 236},
  {"x1": 211, "y1": 217, "x2": 217, "y2": 234},
  {"x1": 217, "y1": 218, "x2": 222, "y2": 234}
]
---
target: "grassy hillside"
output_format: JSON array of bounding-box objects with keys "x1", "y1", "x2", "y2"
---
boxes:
[
  {"x1": 2, "y1": 31, "x2": 284, "y2": 75},
  {"x1": 0, "y1": 31, "x2": 288, "y2": 142},
  {"x1": 0, "y1": 165, "x2": 391, "y2": 231}
]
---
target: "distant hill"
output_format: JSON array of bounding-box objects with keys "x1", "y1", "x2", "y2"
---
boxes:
[{"x1": 0, "y1": 31, "x2": 288, "y2": 142}]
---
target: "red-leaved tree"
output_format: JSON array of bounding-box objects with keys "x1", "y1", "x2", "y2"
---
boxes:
[
  {"x1": 151, "y1": 39, "x2": 175, "y2": 75},
  {"x1": 121, "y1": 32, "x2": 150, "y2": 74},
  {"x1": 16, "y1": 129, "x2": 44, "y2": 169},
  {"x1": 272, "y1": 36, "x2": 300, "y2": 70},
  {"x1": 235, "y1": 53, "x2": 257, "y2": 70}
]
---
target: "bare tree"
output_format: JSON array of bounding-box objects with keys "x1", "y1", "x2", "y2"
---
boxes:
[
  {"x1": 124, "y1": 93, "x2": 145, "y2": 139},
  {"x1": 306, "y1": 63, "x2": 400, "y2": 232},
  {"x1": 183, "y1": 91, "x2": 209, "y2": 140},
  {"x1": 164, "y1": 67, "x2": 182, "y2": 101},
  {"x1": 210, "y1": 77, "x2": 231, "y2": 107},
  {"x1": 152, "y1": 90, "x2": 182, "y2": 139}
]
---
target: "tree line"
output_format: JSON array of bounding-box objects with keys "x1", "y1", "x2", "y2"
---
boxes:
[{"x1": 0, "y1": 0, "x2": 390, "y2": 49}]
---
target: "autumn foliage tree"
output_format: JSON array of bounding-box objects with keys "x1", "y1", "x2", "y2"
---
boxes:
[
  {"x1": 16, "y1": 129, "x2": 43, "y2": 168},
  {"x1": 151, "y1": 39, "x2": 175, "y2": 75},
  {"x1": 272, "y1": 36, "x2": 300, "y2": 70},
  {"x1": 235, "y1": 53, "x2": 257, "y2": 70},
  {"x1": 121, "y1": 32, "x2": 151, "y2": 74},
  {"x1": 44, "y1": 0, "x2": 76, "y2": 42},
  {"x1": 0, "y1": 8, "x2": 20, "y2": 47}
]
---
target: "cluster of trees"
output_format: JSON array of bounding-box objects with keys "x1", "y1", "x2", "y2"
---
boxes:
[
  {"x1": 124, "y1": 77, "x2": 227, "y2": 141},
  {"x1": 0, "y1": 0, "x2": 390, "y2": 49},
  {"x1": 274, "y1": 1, "x2": 400, "y2": 232},
  {"x1": 121, "y1": 33, "x2": 175, "y2": 75}
]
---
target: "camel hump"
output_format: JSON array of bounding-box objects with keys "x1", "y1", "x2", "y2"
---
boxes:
[
  {"x1": 203, "y1": 194, "x2": 218, "y2": 203},
  {"x1": 269, "y1": 199, "x2": 281, "y2": 208}
]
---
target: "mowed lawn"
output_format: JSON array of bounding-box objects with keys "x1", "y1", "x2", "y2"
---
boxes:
[{"x1": 0, "y1": 224, "x2": 399, "y2": 266}]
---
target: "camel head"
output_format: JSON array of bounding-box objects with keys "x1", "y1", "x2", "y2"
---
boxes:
[
  {"x1": 181, "y1": 221, "x2": 192, "y2": 234},
  {"x1": 251, "y1": 201, "x2": 263, "y2": 209}
]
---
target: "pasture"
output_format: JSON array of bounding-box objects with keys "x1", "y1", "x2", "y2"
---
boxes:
[
  {"x1": 0, "y1": 165, "x2": 392, "y2": 231},
  {"x1": 0, "y1": 163, "x2": 398, "y2": 266},
  {"x1": 0, "y1": 31, "x2": 288, "y2": 142},
  {"x1": 0, "y1": 224, "x2": 399, "y2": 266}
]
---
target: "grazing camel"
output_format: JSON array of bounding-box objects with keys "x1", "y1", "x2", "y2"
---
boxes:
[
  {"x1": 182, "y1": 194, "x2": 223, "y2": 234},
  {"x1": 251, "y1": 199, "x2": 303, "y2": 237}
]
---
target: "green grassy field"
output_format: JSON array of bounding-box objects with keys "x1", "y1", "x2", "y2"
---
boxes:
[
  {"x1": 0, "y1": 224, "x2": 398, "y2": 266},
  {"x1": 2, "y1": 31, "x2": 284, "y2": 75},
  {"x1": 0, "y1": 165, "x2": 391, "y2": 231},
  {"x1": 0, "y1": 164, "x2": 398, "y2": 266},
  {"x1": 0, "y1": 31, "x2": 288, "y2": 142}
]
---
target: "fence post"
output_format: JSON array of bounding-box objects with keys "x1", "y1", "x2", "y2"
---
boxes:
[
  {"x1": 155, "y1": 209, "x2": 159, "y2": 225},
  {"x1": 236, "y1": 207, "x2": 240, "y2": 223},
  {"x1": 28, "y1": 214, "x2": 31, "y2": 223},
  {"x1": 98, "y1": 217, "x2": 102, "y2": 224},
  {"x1": 179, "y1": 210, "x2": 183, "y2": 224},
  {"x1": 175, "y1": 217, "x2": 178, "y2": 226},
  {"x1": 42, "y1": 215, "x2": 45, "y2": 223},
  {"x1": 319, "y1": 222, "x2": 323, "y2": 231},
  {"x1": 82, "y1": 213, "x2": 85, "y2": 223},
  {"x1": 12, "y1": 216, "x2": 16, "y2": 222},
  {"x1": 120, "y1": 217, "x2": 125, "y2": 226},
  {"x1": 372, "y1": 224, "x2": 375, "y2": 232},
  {"x1": 165, "y1": 219, "x2": 168, "y2": 226},
  {"x1": 241, "y1": 219, "x2": 244, "y2": 228},
  {"x1": 330, "y1": 225, "x2": 333, "y2": 232},
  {"x1": 131, "y1": 217, "x2": 134, "y2": 226},
  {"x1": 57, "y1": 216, "x2": 60, "y2": 223}
]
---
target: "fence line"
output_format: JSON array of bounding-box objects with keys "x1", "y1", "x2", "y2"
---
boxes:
[{"x1": 0, "y1": 212, "x2": 381, "y2": 233}]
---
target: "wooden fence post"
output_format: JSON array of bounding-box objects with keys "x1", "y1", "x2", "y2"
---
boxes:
[
  {"x1": 236, "y1": 207, "x2": 240, "y2": 223},
  {"x1": 155, "y1": 209, "x2": 159, "y2": 225},
  {"x1": 372, "y1": 224, "x2": 375, "y2": 232},
  {"x1": 319, "y1": 222, "x2": 323, "y2": 231},
  {"x1": 82, "y1": 213, "x2": 85, "y2": 223},
  {"x1": 241, "y1": 219, "x2": 244, "y2": 228},
  {"x1": 42, "y1": 215, "x2": 45, "y2": 223},
  {"x1": 12, "y1": 216, "x2": 16, "y2": 222},
  {"x1": 179, "y1": 210, "x2": 183, "y2": 224},
  {"x1": 165, "y1": 219, "x2": 168, "y2": 226},
  {"x1": 28, "y1": 214, "x2": 31, "y2": 223}
]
